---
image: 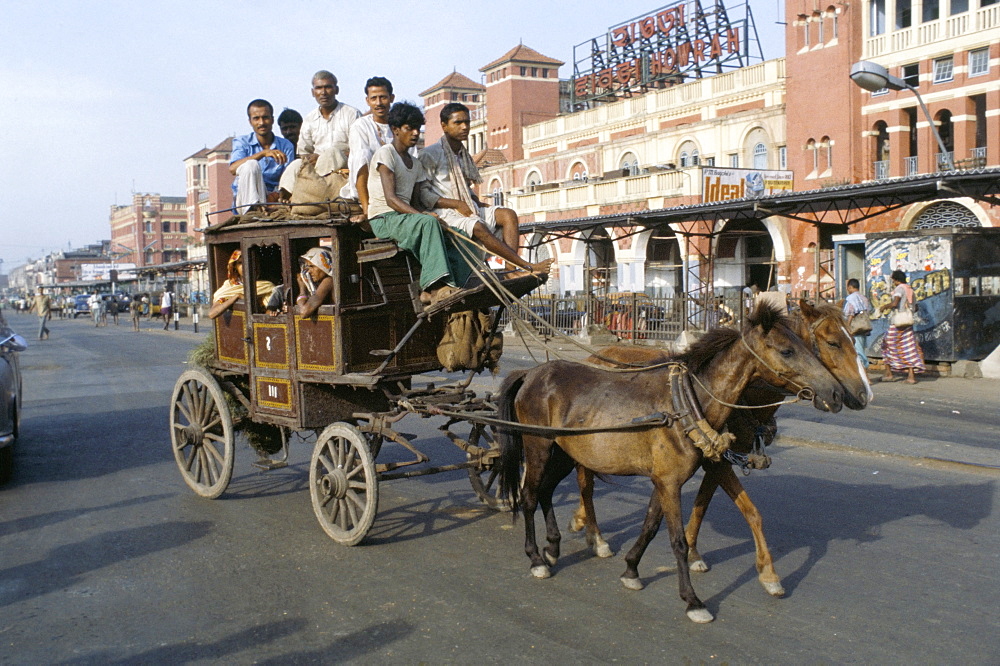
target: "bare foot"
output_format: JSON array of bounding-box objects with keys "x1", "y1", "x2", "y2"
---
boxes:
[
  {"x1": 904, "y1": 378, "x2": 917, "y2": 384},
  {"x1": 426, "y1": 285, "x2": 459, "y2": 306},
  {"x1": 419, "y1": 291, "x2": 433, "y2": 305},
  {"x1": 530, "y1": 258, "x2": 553, "y2": 275}
]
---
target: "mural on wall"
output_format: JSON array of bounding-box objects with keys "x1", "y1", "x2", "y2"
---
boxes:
[{"x1": 865, "y1": 236, "x2": 954, "y2": 361}]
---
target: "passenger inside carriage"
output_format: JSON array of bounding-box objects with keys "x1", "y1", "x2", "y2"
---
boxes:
[
  {"x1": 294, "y1": 247, "x2": 335, "y2": 318},
  {"x1": 366, "y1": 102, "x2": 471, "y2": 307},
  {"x1": 207, "y1": 249, "x2": 277, "y2": 319}
]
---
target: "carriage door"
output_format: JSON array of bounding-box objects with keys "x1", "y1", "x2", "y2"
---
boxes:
[{"x1": 245, "y1": 238, "x2": 298, "y2": 422}]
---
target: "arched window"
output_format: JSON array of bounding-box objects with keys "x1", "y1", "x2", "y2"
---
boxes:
[
  {"x1": 619, "y1": 152, "x2": 639, "y2": 176},
  {"x1": 490, "y1": 179, "x2": 504, "y2": 206},
  {"x1": 807, "y1": 138, "x2": 818, "y2": 172},
  {"x1": 677, "y1": 140, "x2": 700, "y2": 168},
  {"x1": 752, "y1": 143, "x2": 768, "y2": 169},
  {"x1": 821, "y1": 136, "x2": 833, "y2": 171},
  {"x1": 934, "y1": 109, "x2": 954, "y2": 169},
  {"x1": 691, "y1": 149, "x2": 700, "y2": 166},
  {"x1": 525, "y1": 171, "x2": 541, "y2": 191},
  {"x1": 679, "y1": 151, "x2": 689, "y2": 168},
  {"x1": 569, "y1": 162, "x2": 588, "y2": 182}
]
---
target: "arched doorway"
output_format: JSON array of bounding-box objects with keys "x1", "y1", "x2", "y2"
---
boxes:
[
  {"x1": 714, "y1": 219, "x2": 776, "y2": 292},
  {"x1": 934, "y1": 109, "x2": 954, "y2": 169},
  {"x1": 913, "y1": 201, "x2": 982, "y2": 229},
  {"x1": 584, "y1": 227, "x2": 616, "y2": 296},
  {"x1": 644, "y1": 230, "x2": 682, "y2": 297}
]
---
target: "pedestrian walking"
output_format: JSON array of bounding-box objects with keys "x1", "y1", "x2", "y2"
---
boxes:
[
  {"x1": 878, "y1": 269, "x2": 924, "y2": 384},
  {"x1": 107, "y1": 296, "x2": 119, "y2": 326},
  {"x1": 89, "y1": 292, "x2": 103, "y2": 327},
  {"x1": 33, "y1": 287, "x2": 51, "y2": 340},
  {"x1": 843, "y1": 278, "x2": 872, "y2": 368},
  {"x1": 160, "y1": 290, "x2": 173, "y2": 330},
  {"x1": 130, "y1": 297, "x2": 142, "y2": 332}
]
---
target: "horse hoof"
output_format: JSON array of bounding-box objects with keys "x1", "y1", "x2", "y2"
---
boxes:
[
  {"x1": 620, "y1": 576, "x2": 644, "y2": 591},
  {"x1": 690, "y1": 559, "x2": 709, "y2": 573},
  {"x1": 531, "y1": 565, "x2": 551, "y2": 579},
  {"x1": 761, "y1": 580, "x2": 785, "y2": 597},
  {"x1": 595, "y1": 543, "x2": 615, "y2": 558},
  {"x1": 543, "y1": 551, "x2": 558, "y2": 566},
  {"x1": 687, "y1": 608, "x2": 714, "y2": 624}
]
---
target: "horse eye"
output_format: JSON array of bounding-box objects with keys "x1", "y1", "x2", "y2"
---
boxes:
[
  {"x1": 827, "y1": 340, "x2": 841, "y2": 349},
  {"x1": 780, "y1": 348, "x2": 794, "y2": 358}
]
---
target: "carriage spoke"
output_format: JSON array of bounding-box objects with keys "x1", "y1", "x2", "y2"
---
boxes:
[
  {"x1": 184, "y1": 445, "x2": 198, "y2": 471},
  {"x1": 202, "y1": 415, "x2": 222, "y2": 431},
  {"x1": 175, "y1": 400, "x2": 194, "y2": 425},
  {"x1": 183, "y1": 382, "x2": 200, "y2": 423},
  {"x1": 203, "y1": 432, "x2": 226, "y2": 443},
  {"x1": 344, "y1": 464, "x2": 365, "y2": 480},
  {"x1": 325, "y1": 440, "x2": 340, "y2": 468},
  {"x1": 318, "y1": 452, "x2": 337, "y2": 475},
  {"x1": 326, "y1": 498, "x2": 340, "y2": 523},
  {"x1": 201, "y1": 447, "x2": 217, "y2": 485},
  {"x1": 345, "y1": 495, "x2": 360, "y2": 527},
  {"x1": 337, "y1": 500, "x2": 349, "y2": 530},
  {"x1": 345, "y1": 488, "x2": 366, "y2": 512},
  {"x1": 204, "y1": 441, "x2": 225, "y2": 465},
  {"x1": 343, "y1": 442, "x2": 357, "y2": 470}
]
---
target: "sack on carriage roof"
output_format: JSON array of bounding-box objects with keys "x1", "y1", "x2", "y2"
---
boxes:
[
  {"x1": 436, "y1": 309, "x2": 503, "y2": 373},
  {"x1": 290, "y1": 159, "x2": 349, "y2": 216}
]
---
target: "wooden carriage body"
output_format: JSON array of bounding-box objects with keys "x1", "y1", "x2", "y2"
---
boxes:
[{"x1": 205, "y1": 217, "x2": 445, "y2": 430}]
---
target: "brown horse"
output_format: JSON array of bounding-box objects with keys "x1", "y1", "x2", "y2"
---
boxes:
[
  {"x1": 495, "y1": 304, "x2": 843, "y2": 623},
  {"x1": 570, "y1": 300, "x2": 872, "y2": 597}
]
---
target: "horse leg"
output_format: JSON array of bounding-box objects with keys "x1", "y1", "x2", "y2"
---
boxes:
[
  {"x1": 684, "y1": 463, "x2": 724, "y2": 573},
  {"x1": 655, "y1": 479, "x2": 713, "y2": 623},
  {"x1": 537, "y1": 448, "x2": 576, "y2": 567},
  {"x1": 619, "y1": 491, "x2": 662, "y2": 591},
  {"x1": 569, "y1": 465, "x2": 615, "y2": 558},
  {"x1": 715, "y1": 465, "x2": 785, "y2": 597},
  {"x1": 520, "y1": 436, "x2": 555, "y2": 579}
]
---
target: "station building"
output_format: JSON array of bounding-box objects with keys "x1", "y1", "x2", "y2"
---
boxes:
[
  {"x1": 109, "y1": 194, "x2": 189, "y2": 268},
  {"x1": 419, "y1": 0, "x2": 999, "y2": 299}
]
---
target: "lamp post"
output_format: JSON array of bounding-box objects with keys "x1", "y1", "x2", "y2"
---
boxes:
[{"x1": 849, "y1": 60, "x2": 954, "y2": 171}]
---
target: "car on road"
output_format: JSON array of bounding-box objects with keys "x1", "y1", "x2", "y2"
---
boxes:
[
  {"x1": 0, "y1": 318, "x2": 26, "y2": 483},
  {"x1": 73, "y1": 294, "x2": 91, "y2": 318}
]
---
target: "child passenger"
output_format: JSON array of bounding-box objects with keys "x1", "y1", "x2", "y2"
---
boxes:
[{"x1": 366, "y1": 102, "x2": 471, "y2": 306}]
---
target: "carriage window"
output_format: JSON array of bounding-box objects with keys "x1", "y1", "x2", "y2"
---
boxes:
[
  {"x1": 290, "y1": 236, "x2": 338, "y2": 308},
  {"x1": 247, "y1": 244, "x2": 285, "y2": 314},
  {"x1": 213, "y1": 243, "x2": 241, "y2": 296}
]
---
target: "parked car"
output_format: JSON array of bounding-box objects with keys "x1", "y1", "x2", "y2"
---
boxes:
[
  {"x1": 0, "y1": 319, "x2": 26, "y2": 484},
  {"x1": 73, "y1": 294, "x2": 91, "y2": 318}
]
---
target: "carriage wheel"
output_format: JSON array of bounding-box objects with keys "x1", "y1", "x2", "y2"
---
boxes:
[
  {"x1": 170, "y1": 367, "x2": 235, "y2": 499},
  {"x1": 310, "y1": 423, "x2": 379, "y2": 546},
  {"x1": 467, "y1": 424, "x2": 512, "y2": 511}
]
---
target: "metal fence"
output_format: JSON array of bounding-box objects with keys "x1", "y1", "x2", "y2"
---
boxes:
[{"x1": 499, "y1": 292, "x2": 747, "y2": 342}]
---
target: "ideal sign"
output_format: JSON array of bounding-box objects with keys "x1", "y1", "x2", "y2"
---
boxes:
[
  {"x1": 701, "y1": 167, "x2": 793, "y2": 203},
  {"x1": 571, "y1": 0, "x2": 760, "y2": 105}
]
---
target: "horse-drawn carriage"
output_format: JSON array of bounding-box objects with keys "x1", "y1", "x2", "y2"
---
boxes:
[
  {"x1": 170, "y1": 208, "x2": 544, "y2": 545},
  {"x1": 171, "y1": 206, "x2": 872, "y2": 622}
]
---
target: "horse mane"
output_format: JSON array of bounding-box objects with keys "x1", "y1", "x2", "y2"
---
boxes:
[
  {"x1": 675, "y1": 327, "x2": 739, "y2": 374},
  {"x1": 804, "y1": 300, "x2": 847, "y2": 322}
]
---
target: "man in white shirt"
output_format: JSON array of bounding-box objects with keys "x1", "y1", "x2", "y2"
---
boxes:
[
  {"x1": 419, "y1": 103, "x2": 550, "y2": 275},
  {"x1": 344, "y1": 76, "x2": 395, "y2": 217},
  {"x1": 280, "y1": 70, "x2": 362, "y2": 197}
]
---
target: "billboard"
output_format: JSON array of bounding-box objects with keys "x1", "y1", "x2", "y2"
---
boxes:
[
  {"x1": 701, "y1": 167, "x2": 793, "y2": 203},
  {"x1": 80, "y1": 263, "x2": 137, "y2": 281},
  {"x1": 571, "y1": 0, "x2": 761, "y2": 106}
]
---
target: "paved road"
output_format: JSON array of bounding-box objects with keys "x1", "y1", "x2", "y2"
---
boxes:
[{"x1": 2, "y1": 315, "x2": 998, "y2": 663}]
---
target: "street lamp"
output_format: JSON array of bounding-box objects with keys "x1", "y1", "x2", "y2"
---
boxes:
[{"x1": 849, "y1": 60, "x2": 954, "y2": 171}]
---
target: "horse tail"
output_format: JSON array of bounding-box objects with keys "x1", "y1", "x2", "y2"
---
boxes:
[{"x1": 496, "y1": 369, "x2": 528, "y2": 515}]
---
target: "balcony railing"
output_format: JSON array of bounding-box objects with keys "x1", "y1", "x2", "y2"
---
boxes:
[
  {"x1": 865, "y1": 4, "x2": 1000, "y2": 57},
  {"x1": 904, "y1": 156, "x2": 918, "y2": 176},
  {"x1": 972, "y1": 146, "x2": 987, "y2": 163},
  {"x1": 937, "y1": 152, "x2": 955, "y2": 171},
  {"x1": 873, "y1": 160, "x2": 889, "y2": 180},
  {"x1": 509, "y1": 169, "x2": 699, "y2": 217}
]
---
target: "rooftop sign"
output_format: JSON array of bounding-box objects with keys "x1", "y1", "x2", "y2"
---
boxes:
[{"x1": 571, "y1": 0, "x2": 761, "y2": 106}]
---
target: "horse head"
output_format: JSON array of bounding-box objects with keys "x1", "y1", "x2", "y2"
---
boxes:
[
  {"x1": 796, "y1": 299, "x2": 873, "y2": 410},
  {"x1": 742, "y1": 303, "x2": 844, "y2": 413}
]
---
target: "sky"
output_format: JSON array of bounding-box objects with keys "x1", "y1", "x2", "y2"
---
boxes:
[{"x1": 0, "y1": 0, "x2": 786, "y2": 274}]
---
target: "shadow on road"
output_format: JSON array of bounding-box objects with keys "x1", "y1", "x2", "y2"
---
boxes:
[{"x1": 0, "y1": 521, "x2": 212, "y2": 609}]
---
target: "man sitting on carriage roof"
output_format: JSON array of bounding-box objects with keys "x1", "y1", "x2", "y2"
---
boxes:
[
  {"x1": 366, "y1": 102, "x2": 471, "y2": 307},
  {"x1": 419, "y1": 103, "x2": 551, "y2": 277},
  {"x1": 343, "y1": 76, "x2": 405, "y2": 221},
  {"x1": 229, "y1": 99, "x2": 295, "y2": 210},
  {"x1": 279, "y1": 70, "x2": 362, "y2": 200}
]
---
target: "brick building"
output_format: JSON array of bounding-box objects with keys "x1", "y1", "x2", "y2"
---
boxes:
[
  {"x1": 109, "y1": 193, "x2": 189, "y2": 267},
  {"x1": 418, "y1": 0, "x2": 997, "y2": 299}
]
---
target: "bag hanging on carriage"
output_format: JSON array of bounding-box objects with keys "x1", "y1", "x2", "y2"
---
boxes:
[{"x1": 436, "y1": 309, "x2": 503, "y2": 373}]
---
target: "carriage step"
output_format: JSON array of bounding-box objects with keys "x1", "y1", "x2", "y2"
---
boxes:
[{"x1": 252, "y1": 458, "x2": 288, "y2": 471}]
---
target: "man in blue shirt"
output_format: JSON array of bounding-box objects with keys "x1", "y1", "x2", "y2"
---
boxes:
[{"x1": 230, "y1": 99, "x2": 295, "y2": 211}]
